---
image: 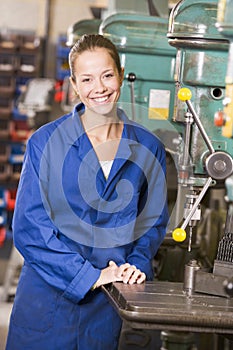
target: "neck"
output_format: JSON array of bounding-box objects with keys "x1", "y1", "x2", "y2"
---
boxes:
[{"x1": 81, "y1": 107, "x2": 121, "y2": 142}]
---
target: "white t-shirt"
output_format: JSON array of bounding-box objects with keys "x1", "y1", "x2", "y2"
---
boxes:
[{"x1": 99, "y1": 160, "x2": 113, "y2": 180}]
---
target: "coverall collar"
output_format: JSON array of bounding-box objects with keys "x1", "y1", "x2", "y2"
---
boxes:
[{"x1": 71, "y1": 103, "x2": 141, "y2": 184}]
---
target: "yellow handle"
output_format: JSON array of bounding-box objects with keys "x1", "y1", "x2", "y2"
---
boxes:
[
  {"x1": 172, "y1": 227, "x2": 186, "y2": 242},
  {"x1": 177, "y1": 88, "x2": 192, "y2": 101}
]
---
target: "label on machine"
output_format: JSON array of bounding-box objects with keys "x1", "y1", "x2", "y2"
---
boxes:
[{"x1": 148, "y1": 89, "x2": 170, "y2": 120}]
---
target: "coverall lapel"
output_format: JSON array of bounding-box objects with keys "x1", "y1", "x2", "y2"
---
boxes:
[{"x1": 72, "y1": 104, "x2": 140, "y2": 188}]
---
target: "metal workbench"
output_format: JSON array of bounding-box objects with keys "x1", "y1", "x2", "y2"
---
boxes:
[{"x1": 102, "y1": 281, "x2": 233, "y2": 335}]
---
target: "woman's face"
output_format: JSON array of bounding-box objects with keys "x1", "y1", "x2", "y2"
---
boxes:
[{"x1": 71, "y1": 47, "x2": 124, "y2": 115}]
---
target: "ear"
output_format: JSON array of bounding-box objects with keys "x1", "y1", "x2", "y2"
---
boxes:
[
  {"x1": 69, "y1": 76, "x2": 79, "y2": 95},
  {"x1": 120, "y1": 67, "x2": 124, "y2": 86}
]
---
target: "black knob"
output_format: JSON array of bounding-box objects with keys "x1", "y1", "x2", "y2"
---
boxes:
[
  {"x1": 223, "y1": 278, "x2": 233, "y2": 297},
  {"x1": 127, "y1": 72, "x2": 136, "y2": 82}
]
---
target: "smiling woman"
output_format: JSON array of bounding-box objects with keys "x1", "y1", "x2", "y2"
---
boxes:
[
  {"x1": 69, "y1": 35, "x2": 124, "y2": 117},
  {"x1": 69, "y1": 35, "x2": 125, "y2": 161},
  {"x1": 6, "y1": 34, "x2": 169, "y2": 350}
]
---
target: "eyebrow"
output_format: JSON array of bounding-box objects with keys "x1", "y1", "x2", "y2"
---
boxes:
[
  {"x1": 80, "y1": 69, "x2": 114, "y2": 77},
  {"x1": 102, "y1": 69, "x2": 114, "y2": 73},
  {"x1": 80, "y1": 74, "x2": 92, "y2": 77}
]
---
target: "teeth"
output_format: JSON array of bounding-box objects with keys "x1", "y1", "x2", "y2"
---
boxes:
[{"x1": 93, "y1": 96, "x2": 108, "y2": 102}]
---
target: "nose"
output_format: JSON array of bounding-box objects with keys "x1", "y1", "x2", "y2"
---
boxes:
[{"x1": 95, "y1": 78, "x2": 107, "y2": 93}]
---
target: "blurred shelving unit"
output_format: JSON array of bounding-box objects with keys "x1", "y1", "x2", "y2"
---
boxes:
[{"x1": 0, "y1": 29, "x2": 43, "y2": 287}]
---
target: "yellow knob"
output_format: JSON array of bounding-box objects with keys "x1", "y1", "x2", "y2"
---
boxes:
[
  {"x1": 172, "y1": 228, "x2": 186, "y2": 242},
  {"x1": 178, "y1": 88, "x2": 192, "y2": 101}
]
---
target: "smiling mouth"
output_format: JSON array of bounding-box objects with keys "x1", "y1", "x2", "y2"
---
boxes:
[{"x1": 93, "y1": 95, "x2": 110, "y2": 103}]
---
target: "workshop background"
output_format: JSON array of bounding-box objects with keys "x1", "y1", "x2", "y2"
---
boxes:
[{"x1": 1, "y1": 0, "x2": 233, "y2": 349}]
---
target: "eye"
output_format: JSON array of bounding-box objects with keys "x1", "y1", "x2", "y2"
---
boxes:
[
  {"x1": 104, "y1": 73, "x2": 114, "y2": 79},
  {"x1": 82, "y1": 78, "x2": 91, "y2": 83}
]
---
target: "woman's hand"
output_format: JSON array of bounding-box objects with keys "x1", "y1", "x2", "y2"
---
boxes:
[
  {"x1": 118, "y1": 263, "x2": 146, "y2": 285},
  {"x1": 95, "y1": 261, "x2": 123, "y2": 288},
  {"x1": 94, "y1": 261, "x2": 146, "y2": 288}
]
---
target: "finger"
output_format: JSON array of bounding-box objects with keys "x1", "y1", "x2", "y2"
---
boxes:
[
  {"x1": 117, "y1": 263, "x2": 131, "y2": 278},
  {"x1": 126, "y1": 269, "x2": 146, "y2": 285},
  {"x1": 128, "y1": 269, "x2": 141, "y2": 284},
  {"x1": 122, "y1": 266, "x2": 137, "y2": 283},
  {"x1": 136, "y1": 272, "x2": 146, "y2": 284},
  {"x1": 120, "y1": 263, "x2": 132, "y2": 271},
  {"x1": 121, "y1": 264, "x2": 136, "y2": 276}
]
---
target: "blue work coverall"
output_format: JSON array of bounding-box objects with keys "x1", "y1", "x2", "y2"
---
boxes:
[{"x1": 6, "y1": 103, "x2": 169, "y2": 350}]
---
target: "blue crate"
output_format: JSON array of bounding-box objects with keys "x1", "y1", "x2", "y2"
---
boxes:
[
  {"x1": 56, "y1": 57, "x2": 69, "y2": 80},
  {"x1": 0, "y1": 188, "x2": 7, "y2": 209},
  {"x1": 57, "y1": 35, "x2": 70, "y2": 58},
  {"x1": 8, "y1": 143, "x2": 26, "y2": 164},
  {"x1": 12, "y1": 106, "x2": 28, "y2": 121},
  {"x1": 0, "y1": 209, "x2": 7, "y2": 226}
]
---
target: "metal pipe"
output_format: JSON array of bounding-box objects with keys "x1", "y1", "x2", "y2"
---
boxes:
[
  {"x1": 147, "y1": 0, "x2": 159, "y2": 16},
  {"x1": 181, "y1": 177, "x2": 213, "y2": 230},
  {"x1": 44, "y1": 0, "x2": 52, "y2": 77},
  {"x1": 182, "y1": 112, "x2": 193, "y2": 166},
  {"x1": 127, "y1": 72, "x2": 136, "y2": 121},
  {"x1": 186, "y1": 100, "x2": 215, "y2": 154}
]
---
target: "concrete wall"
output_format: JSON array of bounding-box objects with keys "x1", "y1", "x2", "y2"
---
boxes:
[{"x1": 0, "y1": 0, "x2": 101, "y2": 37}]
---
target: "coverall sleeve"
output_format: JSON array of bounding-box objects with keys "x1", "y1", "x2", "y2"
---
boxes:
[
  {"x1": 126, "y1": 144, "x2": 169, "y2": 280},
  {"x1": 12, "y1": 137, "x2": 100, "y2": 303}
]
